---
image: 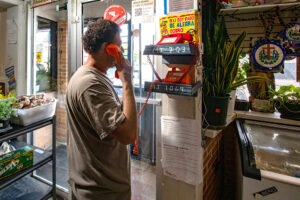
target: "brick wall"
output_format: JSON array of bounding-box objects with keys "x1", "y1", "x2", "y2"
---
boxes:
[
  {"x1": 202, "y1": 122, "x2": 238, "y2": 200},
  {"x1": 56, "y1": 20, "x2": 68, "y2": 143},
  {"x1": 223, "y1": 122, "x2": 239, "y2": 200},
  {"x1": 203, "y1": 131, "x2": 223, "y2": 200}
]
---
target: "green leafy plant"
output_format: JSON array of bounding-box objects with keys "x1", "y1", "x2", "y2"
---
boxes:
[
  {"x1": 236, "y1": 52, "x2": 249, "y2": 82},
  {"x1": 247, "y1": 72, "x2": 275, "y2": 100},
  {"x1": 203, "y1": 18, "x2": 266, "y2": 97},
  {"x1": 0, "y1": 94, "x2": 17, "y2": 121},
  {"x1": 272, "y1": 85, "x2": 300, "y2": 113}
]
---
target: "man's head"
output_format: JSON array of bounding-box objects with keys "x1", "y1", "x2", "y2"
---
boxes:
[{"x1": 83, "y1": 19, "x2": 121, "y2": 68}]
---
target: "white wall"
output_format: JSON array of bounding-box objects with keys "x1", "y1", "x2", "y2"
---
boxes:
[
  {"x1": 6, "y1": 2, "x2": 27, "y2": 95},
  {"x1": 0, "y1": 10, "x2": 7, "y2": 80}
]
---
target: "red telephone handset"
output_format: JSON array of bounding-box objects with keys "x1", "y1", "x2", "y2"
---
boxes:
[{"x1": 106, "y1": 43, "x2": 122, "y2": 78}]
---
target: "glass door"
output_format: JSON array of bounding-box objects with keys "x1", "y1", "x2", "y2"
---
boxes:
[{"x1": 30, "y1": 0, "x2": 69, "y2": 192}]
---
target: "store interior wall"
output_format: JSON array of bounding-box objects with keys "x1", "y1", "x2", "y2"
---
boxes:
[
  {"x1": 5, "y1": 3, "x2": 27, "y2": 96},
  {"x1": 0, "y1": 9, "x2": 7, "y2": 90}
]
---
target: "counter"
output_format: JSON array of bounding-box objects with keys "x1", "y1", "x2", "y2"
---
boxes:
[{"x1": 205, "y1": 111, "x2": 300, "y2": 138}]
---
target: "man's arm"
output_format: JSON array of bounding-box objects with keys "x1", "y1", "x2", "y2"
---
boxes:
[{"x1": 111, "y1": 58, "x2": 137, "y2": 145}]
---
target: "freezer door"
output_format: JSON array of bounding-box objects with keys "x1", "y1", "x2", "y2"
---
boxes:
[{"x1": 241, "y1": 119, "x2": 300, "y2": 178}]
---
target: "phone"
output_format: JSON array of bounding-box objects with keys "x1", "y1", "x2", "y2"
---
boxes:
[
  {"x1": 156, "y1": 33, "x2": 193, "y2": 45},
  {"x1": 106, "y1": 43, "x2": 122, "y2": 78}
]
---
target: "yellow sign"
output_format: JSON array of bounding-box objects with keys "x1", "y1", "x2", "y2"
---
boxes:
[
  {"x1": 159, "y1": 12, "x2": 201, "y2": 44},
  {"x1": 36, "y1": 52, "x2": 42, "y2": 63}
]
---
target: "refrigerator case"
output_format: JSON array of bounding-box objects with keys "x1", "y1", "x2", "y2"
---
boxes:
[{"x1": 235, "y1": 119, "x2": 300, "y2": 200}]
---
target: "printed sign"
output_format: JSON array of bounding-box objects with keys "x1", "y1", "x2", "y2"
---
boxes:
[
  {"x1": 159, "y1": 12, "x2": 200, "y2": 44},
  {"x1": 36, "y1": 52, "x2": 42, "y2": 63},
  {"x1": 5, "y1": 66, "x2": 16, "y2": 91},
  {"x1": 253, "y1": 186, "x2": 278, "y2": 199},
  {"x1": 104, "y1": 5, "x2": 127, "y2": 26},
  {"x1": 132, "y1": 0, "x2": 154, "y2": 24},
  {"x1": 31, "y1": 0, "x2": 53, "y2": 8},
  {"x1": 252, "y1": 41, "x2": 286, "y2": 70}
]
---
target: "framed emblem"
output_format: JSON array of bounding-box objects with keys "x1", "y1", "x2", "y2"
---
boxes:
[
  {"x1": 284, "y1": 23, "x2": 300, "y2": 44},
  {"x1": 252, "y1": 41, "x2": 286, "y2": 70}
]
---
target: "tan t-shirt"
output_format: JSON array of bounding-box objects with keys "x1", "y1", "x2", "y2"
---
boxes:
[{"x1": 66, "y1": 66, "x2": 130, "y2": 200}]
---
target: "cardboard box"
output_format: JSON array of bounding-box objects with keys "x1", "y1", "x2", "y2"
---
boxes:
[
  {"x1": 159, "y1": 12, "x2": 201, "y2": 44},
  {"x1": 0, "y1": 146, "x2": 33, "y2": 180}
]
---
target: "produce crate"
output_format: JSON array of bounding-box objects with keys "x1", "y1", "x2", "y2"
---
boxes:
[{"x1": 0, "y1": 146, "x2": 33, "y2": 180}]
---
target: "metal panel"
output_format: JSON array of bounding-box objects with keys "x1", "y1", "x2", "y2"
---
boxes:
[
  {"x1": 68, "y1": 0, "x2": 82, "y2": 79},
  {"x1": 167, "y1": 0, "x2": 198, "y2": 13}
]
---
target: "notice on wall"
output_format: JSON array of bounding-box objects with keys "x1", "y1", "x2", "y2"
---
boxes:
[
  {"x1": 7, "y1": 20, "x2": 17, "y2": 44},
  {"x1": 132, "y1": 0, "x2": 154, "y2": 24},
  {"x1": 161, "y1": 116, "x2": 203, "y2": 185}
]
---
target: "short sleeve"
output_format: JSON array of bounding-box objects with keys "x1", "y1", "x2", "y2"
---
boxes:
[{"x1": 80, "y1": 84, "x2": 126, "y2": 140}]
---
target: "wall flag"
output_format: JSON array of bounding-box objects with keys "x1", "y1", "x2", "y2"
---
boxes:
[{"x1": 252, "y1": 41, "x2": 286, "y2": 70}]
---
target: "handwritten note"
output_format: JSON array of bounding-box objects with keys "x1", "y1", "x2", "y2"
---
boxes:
[{"x1": 161, "y1": 116, "x2": 203, "y2": 185}]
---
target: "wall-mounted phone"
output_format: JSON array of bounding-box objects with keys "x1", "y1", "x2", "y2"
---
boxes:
[
  {"x1": 157, "y1": 33, "x2": 193, "y2": 45},
  {"x1": 106, "y1": 43, "x2": 122, "y2": 78}
]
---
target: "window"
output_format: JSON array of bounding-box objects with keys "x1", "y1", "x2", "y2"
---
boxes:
[
  {"x1": 275, "y1": 58, "x2": 300, "y2": 89},
  {"x1": 35, "y1": 17, "x2": 57, "y2": 93}
]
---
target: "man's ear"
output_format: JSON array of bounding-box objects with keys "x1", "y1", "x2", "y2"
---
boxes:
[{"x1": 100, "y1": 42, "x2": 108, "y2": 53}]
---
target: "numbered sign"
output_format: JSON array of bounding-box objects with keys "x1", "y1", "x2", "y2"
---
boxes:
[
  {"x1": 252, "y1": 41, "x2": 286, "y2": 70},
  {"x1": 143, "y1": 44, "x2": 195, "y2": 55}
]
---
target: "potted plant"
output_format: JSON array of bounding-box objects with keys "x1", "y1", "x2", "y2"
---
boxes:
[
  {"x1": 272, "y1": 85, "x2": 300, "y2": 120},
  {"x1": 0, "y1": 93, "x2": 17, "y2": 129},
  {"x1": 203, "y1": 18, "x2": 265, "y2": 126},
  {"x1": 247, "y1": 71, "x2": 275, "y2": 112}
]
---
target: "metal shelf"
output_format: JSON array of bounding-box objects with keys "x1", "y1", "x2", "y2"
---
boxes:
[
  {"x1": 218, "y1": 2, "x2": 300, "y2": 15},
  {"x1": 0, "y1": 117, "x2": 54, "y2": 143},
  {"x1": 0, "y1": 174, "x2": 53, "y2": 200},
  {"x1": 0, "y1": 116, "x2": 56, "y2": 199}
]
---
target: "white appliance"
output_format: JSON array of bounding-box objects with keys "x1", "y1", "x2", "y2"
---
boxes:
[{"x1": 235, "y1": 119, "x2": 300, "y2": 200}]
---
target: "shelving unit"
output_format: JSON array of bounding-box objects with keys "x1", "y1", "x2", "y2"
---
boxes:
[
  {"x1": 218, "y1": 2, "x2": 300, "y2": 15},
  {"x1": 0, "y1": 117, "x2": 56, "y2": 200}
]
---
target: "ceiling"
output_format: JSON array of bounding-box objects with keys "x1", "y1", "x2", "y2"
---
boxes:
[{"x1": 0, "y1": 0, "x2": 20, "y2": 9}]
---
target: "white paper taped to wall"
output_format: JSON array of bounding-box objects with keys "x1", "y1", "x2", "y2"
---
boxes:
[
  {"x1": 7, "y1": 19, "x2": 17, "y2": 44},
  {"x1": 161, "y1": 115, "x2": 203, "y2": 185}
]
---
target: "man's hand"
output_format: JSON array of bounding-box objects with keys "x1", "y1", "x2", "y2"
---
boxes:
[{"x1": 116, "y1": 48, "x2": 132, "y2": 84}]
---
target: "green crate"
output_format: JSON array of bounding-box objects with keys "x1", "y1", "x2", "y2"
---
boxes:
[{"x1": 0, "y1": 146, "x2": 33, "y2": 180}]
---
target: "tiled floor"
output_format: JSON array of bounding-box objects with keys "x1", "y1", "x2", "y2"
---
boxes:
[
  {"x1": 131, "y1": 159, "x2": 156, "y2": 200},
  {"x1": 41, "y1": 146, "x2": 156, "y2": 200},
  {"x1": 1, "y1": 143, "x2": 156, "y2": 200}
]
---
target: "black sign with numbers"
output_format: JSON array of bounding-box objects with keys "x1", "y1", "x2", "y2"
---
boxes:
[
  {"x1": 143, "y1": 44, "x2": 196, "y2": 55},
  {"x1": 144, "y1": 81, "x2": 201, "y2": 97}
]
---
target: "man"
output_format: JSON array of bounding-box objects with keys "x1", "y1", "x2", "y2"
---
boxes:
[{"x1": 66, "y1": 19, "x2": 137, "y2": 200}]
